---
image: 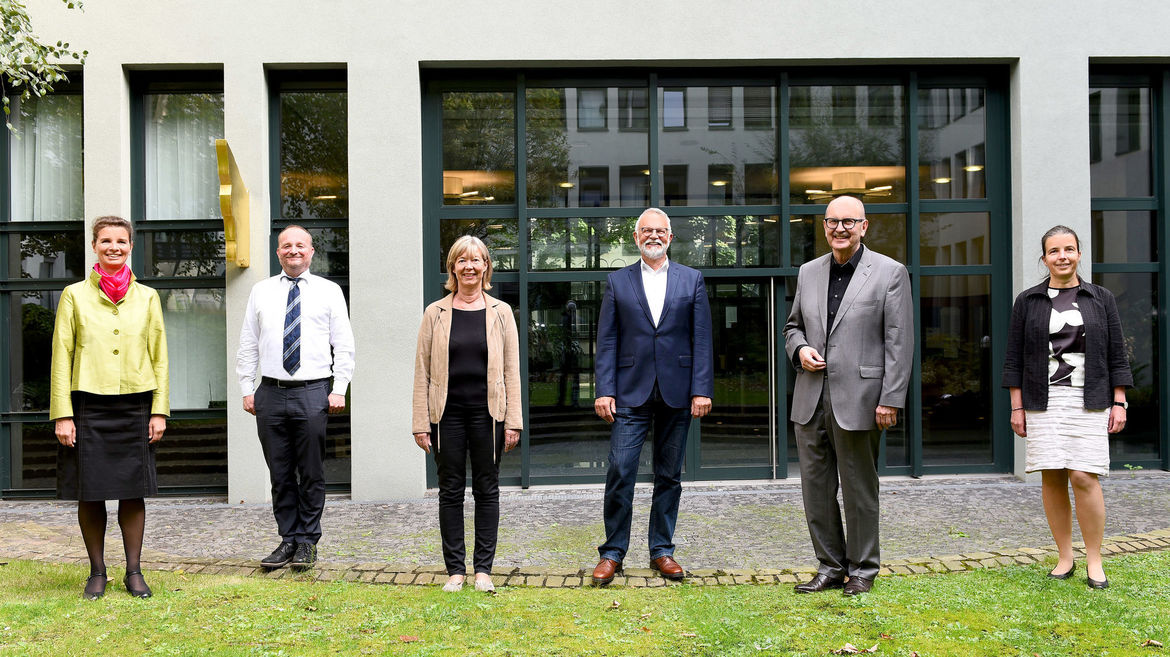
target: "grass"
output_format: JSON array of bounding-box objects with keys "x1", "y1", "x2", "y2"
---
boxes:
[{"x1": 1, "y1": 552, "x2": 1168, "y2": 656}]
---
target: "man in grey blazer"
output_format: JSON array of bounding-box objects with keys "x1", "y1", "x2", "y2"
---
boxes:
[{"x1": 783, "y1": 195, "x2": 913, "y2": 596}]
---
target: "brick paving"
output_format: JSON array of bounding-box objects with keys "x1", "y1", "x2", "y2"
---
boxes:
[{"x1": 2, "y1": 471, "x2": 1168, "y2": 588}]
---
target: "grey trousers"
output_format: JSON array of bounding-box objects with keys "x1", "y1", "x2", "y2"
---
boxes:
[{"x1": 794, "y1": 383, "x2": 882, "y2": 581}]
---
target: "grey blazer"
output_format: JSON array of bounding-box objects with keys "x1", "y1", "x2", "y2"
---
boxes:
[{"x1": 783, "y1": 247, "x2": 914, "y2": 431}]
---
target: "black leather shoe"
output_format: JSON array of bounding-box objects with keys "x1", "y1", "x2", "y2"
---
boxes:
[
  {"x1": 1087, "y1": 576, "x2": 1109, "y2": 590},
  {"x1": 290, "y1": 542, "x2": 317, "y2": 570},
  {"x1": 1048, "y1": 563, "x2": 1075, "y2": 580},
  {"x1": 83, "y1": 571, "x2": 107, "y2": 600},
  {"x1": 260, "y1": 541, "x2": 297, "y2": 568},
  {"x1": 794, "y1": 573, "x2": 844, "y2": 593},
  {"x1": 123, "y1": 570, "x2": 152, "y2": 599},
  {"x1": 843, "y1": 576, "x2": 874, "y2": 596}
]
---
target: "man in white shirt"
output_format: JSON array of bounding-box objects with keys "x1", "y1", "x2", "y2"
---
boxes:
[
  {"x1": 591, "y1": 208, "x2": 714, "y2": 585},
  {"x1": 237, "y1": 225, "x2": 355, "y2": 570}
]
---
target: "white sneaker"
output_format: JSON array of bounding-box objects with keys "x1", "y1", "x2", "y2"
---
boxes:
[
  {"x1": 442, "y1": 575, "x2": 464, "y2": 592},
  {"x1": 474, "y1": 575, "x2": 495, "y2": 592}
]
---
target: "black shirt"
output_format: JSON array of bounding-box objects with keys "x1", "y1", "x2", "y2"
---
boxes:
[
  {"x1": 447, "y1": 308, "x2": 488, "y2": 409},
  {"x1": 827, "y1": 244, "x2": 865, "y2": 329}
]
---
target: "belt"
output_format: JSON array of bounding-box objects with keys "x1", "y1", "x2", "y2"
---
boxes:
[{"x1": 261, "y1": 376, "x2": 331, "y2": 389}]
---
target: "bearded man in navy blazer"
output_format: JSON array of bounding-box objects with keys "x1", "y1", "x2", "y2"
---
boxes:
[{"x1": 591, "y1": 207, "x2": 714, "y2": 586}]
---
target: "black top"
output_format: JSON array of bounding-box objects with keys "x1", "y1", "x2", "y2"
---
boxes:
[
  {"x1": 1047, "y1": 286, "x2": 1085, "y2": 386},
  {"x1": 1002, "y1": 278, "x2": 1132, "y2": 410},
  {"x1": 827, "y1": 244, "x2": 865, "y2": 329},
  {"x1": 447, "y1": 308, "x2": 488, "y2": 409}
]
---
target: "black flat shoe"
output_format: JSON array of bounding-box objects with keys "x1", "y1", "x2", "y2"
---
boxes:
[
  {"x1": 83, "y1": 572, "x2": 107, "y2": 600},
  {"x1": 123, "y1": 570, "x2": 152, "y2": 598},
  {"x1": 1087, "y1": 575, "x2": 1109, "y2": 590},
  {"x1": 1047, "y1": 563, "x2": 1075, "y2": 580}
]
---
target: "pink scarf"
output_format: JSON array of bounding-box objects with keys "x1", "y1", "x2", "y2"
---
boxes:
[{"x1": 93, "y1": 263, "x2": 132, "y2": 304}]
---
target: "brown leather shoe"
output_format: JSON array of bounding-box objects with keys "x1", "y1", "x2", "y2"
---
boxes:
[
  {"x1": 592, "y1": 559, "x2": 622, "y2": 586},
  {"x1": 843, "y1": 576, "x2": 874, "y2": 596},
  {"x1": 650, "y1": 555, "x2": 685, "y2": 581},
  {"x1": 793, "y1": 573, "x2": 845, "y2": 593}
]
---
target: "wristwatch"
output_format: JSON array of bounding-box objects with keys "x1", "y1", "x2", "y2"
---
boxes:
[{"x1": 1112, "y1": 400, "x2": 1128, "y2": 409}]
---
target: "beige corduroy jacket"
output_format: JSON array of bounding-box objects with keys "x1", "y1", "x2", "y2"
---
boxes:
[{"x1": 412, "y1": 293, "x2": 523, "y2": 455}]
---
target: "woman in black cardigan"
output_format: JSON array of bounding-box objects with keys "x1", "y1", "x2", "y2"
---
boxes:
[{"x1": 1002, "y1": 225, "x2": 1132, "y2": 589}]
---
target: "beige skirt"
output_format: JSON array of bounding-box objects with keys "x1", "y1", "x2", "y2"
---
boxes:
[{"x1": 1024, "y1": 385, "x2": 1109, "y2": 475}]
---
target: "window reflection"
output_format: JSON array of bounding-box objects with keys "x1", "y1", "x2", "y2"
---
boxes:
[
  {"x1": 920, "y1": 213, "x2": 990, "y2": 266},
  {"x1": 788, "y1": 85, "x2": 905, "y2": 204},
  {"x1": 7, "y1": 93, "x2": 84, "y2": 222},
  {"x1": 1091, "y1": 211, "x2": 1155, "y2": 264},
  {"x1": 526, "y1": 87, "x2": 648, "y2": 208},
  {"x1": 141, "y1": 230, "x2": 226, "y2": 277},
  {"x1": 144, "y1": 93, "x2": 224, "y2": 220},
  {"x1": 1089, "y1": 87, "x2": 1152, "y2": 197},
  {"x1": 6, "y1": 291, "x2": 61, "y2": 412},
  {"x1": 8, "y1": 230, "x2": 85, "y2": 279},
  {"x1": 668, "y1": 216, "x2": 780, "y2": 268},
  {"x1": 529, "y1": 216, "x2": 637, "y2": 270},
  {"x1": 8, "y1": 422, "x2": 56, "y2": 489},
  {"x1": 443, "y1": 91, "x2": 515, "y2": 205},
  {"x1": 918, "y1": 88, "x2": 986, "y2": 199},
  {"x1": 1095, "y1": 272, "x2": 1160, "y2": 463},
  {"x1": 660, "y1": 86, "x2": 778, "y2": 206},
  {"x1": 280, "y1": 91, "x2": 348, "y2": 220},
  {"x1": 155, "y1": 418, "x2": 228, "y2": 487},
  {"x1": 920, "y1": 275, "x2": 993, "y2": 465}
]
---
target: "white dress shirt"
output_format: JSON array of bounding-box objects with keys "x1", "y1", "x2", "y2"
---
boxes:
[
  {"x1": 237, "y1": 270, "x2": 355, "y2": 396},
  {"x1": 640, "y1": 257, "x2": 670, "y2": 327}
]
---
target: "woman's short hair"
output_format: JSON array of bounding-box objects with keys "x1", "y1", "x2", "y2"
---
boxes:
[
  {"x1": 444, "y1": 235, "x2": 493, "y2": 292},
  {"x1": 92, "y1": 216, "x2": 134, "y2": 243}
]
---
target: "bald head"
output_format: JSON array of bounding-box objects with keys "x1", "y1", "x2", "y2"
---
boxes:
[
  {"x1": 823, "y1": 195, "x2": 868, "y2": 263},
  {"x1": 825, "y1": 195, "x2": 866, "y2": 220}
]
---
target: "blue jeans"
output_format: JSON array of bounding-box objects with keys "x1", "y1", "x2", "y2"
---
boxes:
[{"x1": 598, "y1": 397, "x2": 691, "y2": 563}]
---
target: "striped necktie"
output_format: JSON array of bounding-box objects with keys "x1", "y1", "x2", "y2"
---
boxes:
[{"x1": 282, "y1": 276, "x2": 302, "y2": 375}]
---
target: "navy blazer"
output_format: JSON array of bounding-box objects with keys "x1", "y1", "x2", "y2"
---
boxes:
[{"x1": 595, "y1": 260, "x2": 714, "y2": 409}]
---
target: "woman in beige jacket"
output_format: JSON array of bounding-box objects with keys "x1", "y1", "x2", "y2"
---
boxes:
[{"x1": 413, "y1": 235, "x2": 522, "y2": 593}]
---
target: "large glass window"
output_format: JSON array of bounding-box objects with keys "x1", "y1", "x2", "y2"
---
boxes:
[
  {"x1": 425, "y1": 68, "x2": 1009, "y2": 485},
  {"x1": 270, "y1": 70, "x2": 351, "y2": 487},
  {"x1": 131, "y1": 72, "x2": 228, "y2": 489},
  {"x1": 2, "y1": 79, "x2": 83, "y2": 494}
]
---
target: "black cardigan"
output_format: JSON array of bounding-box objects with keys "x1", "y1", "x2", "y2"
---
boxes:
[{"x1": 1001, "y1": 279, "x2": 1133, "y2": 410}]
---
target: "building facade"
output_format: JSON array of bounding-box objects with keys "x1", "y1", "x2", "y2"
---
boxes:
[{"x1": 2, "y1": 1, "x2": 1168, "y2": 500}]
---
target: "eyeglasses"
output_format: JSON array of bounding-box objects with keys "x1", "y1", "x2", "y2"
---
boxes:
[
  {"x1": 638, "y1": 227, "x2": 670, "y2": 237},
  {"x1": 824, "y1": 218, "x2": 863, "y2": 230}
]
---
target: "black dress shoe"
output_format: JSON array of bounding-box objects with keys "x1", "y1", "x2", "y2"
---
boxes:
[
  {"x1": 1048, "y1": 563, "x2": 1075, "y2": 580},
  {"x1": 83, "y1": 571, "x2": 107, "y2": 600},
  {"x1": 843, "y1": 576, "x2": 874, "y2": 596},
  {"x1": 794, "y1": 573, "x2": 844, "y2": 593},
  {"x1": 260, "y1": 541, "x2": 297, "y2": 568},
  {"x1": 1087, "y1": 575, "x2": 1109, "y2": 590},
  {"x1": 290, "y1": 542, "x2": 317, "y2": 570},
  {"x1": 123, "y1": 570, "x2": 153, "y2": 599}
]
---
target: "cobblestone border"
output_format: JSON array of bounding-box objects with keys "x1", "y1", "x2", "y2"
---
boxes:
[{"x1": 8, "y1": 529, "x2": 1168, "y2": 589}]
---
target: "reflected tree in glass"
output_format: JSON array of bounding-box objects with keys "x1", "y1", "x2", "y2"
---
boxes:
[
  {"x1": 442, "y1": 92, "x2": 517, "y2": 204},
  {"x1": 525, "y1": 88, "x2": 572, "y2": 207},
  {"x1": 280, "y1": 92, "x2": 348, "y2": 220}
]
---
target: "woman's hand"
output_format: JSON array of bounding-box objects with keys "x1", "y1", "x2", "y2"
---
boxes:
[
  {"x1": 148, "y1": 415, "x2": 167, "y2": 444},
  {"x1": 1107, "y1": 406, "x2": 1126, "y2": 434},
  {"x1": 414, "y1": 432, "x2": 432, "y2": 453},
  {"x1": 504, "y1": 429, "x2": 520, "y2": 452},
  {"x1": 55, "y1": 418, "x2": 76, "y2": 447},
  {"x1": 1010, "y1": 408, "x2": 1027, "y2": 437}
]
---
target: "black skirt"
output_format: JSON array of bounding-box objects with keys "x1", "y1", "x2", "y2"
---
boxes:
[{"x1": 57, "y1": 391, "x2": 157, "y2": 501}]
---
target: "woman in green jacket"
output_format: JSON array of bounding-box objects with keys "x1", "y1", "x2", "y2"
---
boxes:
[{"x1": 51, "y1": 216, "x2": 169, "y2": 600}]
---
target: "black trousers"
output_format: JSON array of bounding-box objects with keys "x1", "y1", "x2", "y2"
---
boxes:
[
  {"x1": 254, "y1": 379, "x2": 329, "y2": 545},
  {"x1": 433, "y1": 405, "x2": 504, "y2": 576}
]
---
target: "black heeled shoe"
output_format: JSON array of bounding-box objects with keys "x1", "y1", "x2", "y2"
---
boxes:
[
  {"x1": 83, "y1": 571, "x2": 108, "y2": 600},
  {"x1": 1047, "y1": 563, "x2": 1075, "y2": 580},
  {"x1": 123, "y1": 570, "x2": 153, "y2": 598}
]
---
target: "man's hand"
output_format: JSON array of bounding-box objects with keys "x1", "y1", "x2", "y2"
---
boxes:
[
  {"x1": 55, "y1": 418, "x2": 76, "y2": 447},
  {"x1": 594, "y1": 396, "x2": 616, "y2": 423},
  {"x1": 799, "y1": 347, "x2": 826, "y2": 372},
  {"x1": 875, "y1": 405, "x2": 898, "y2": 430},
  {"x1": 504, "y1": 429, "x2": 520, "y2": 452},
  {"x1": 328, "y1": 394, "x2": 346, "y2": 414},
  {"x1": 243, "y1": 395, "x2": 256, "y2": 415},
  {"x1": 148, "y1": 414, "x2": 167, "y2": 444},
  {"x1": 691, "y1": 396, "x2": 712, "y2": 418}
]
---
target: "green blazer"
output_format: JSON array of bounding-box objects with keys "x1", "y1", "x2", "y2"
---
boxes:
[{"x1": 50, "y1": 270, "x2": 170, "y2": 420}]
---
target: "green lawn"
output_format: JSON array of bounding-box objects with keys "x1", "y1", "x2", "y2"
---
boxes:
[{"x1": 1, "y1": 553, "x2": 1168, "y2": 656}]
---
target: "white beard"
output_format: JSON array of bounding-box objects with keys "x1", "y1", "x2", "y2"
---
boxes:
[{"x1": 640, "y1": 241, "x2": 666, "y2": 259}]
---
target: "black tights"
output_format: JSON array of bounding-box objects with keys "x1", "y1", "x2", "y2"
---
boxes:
[{"x1": 78, "y1": 498, "x2": 146, "y2": 593}]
